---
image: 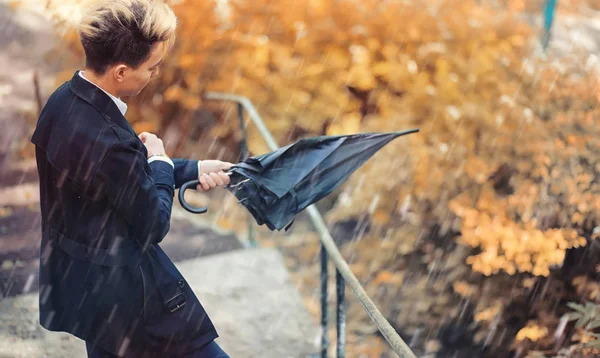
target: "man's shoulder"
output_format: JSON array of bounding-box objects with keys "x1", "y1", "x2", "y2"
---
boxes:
[
  {"x1": 35, "y1": 82, "x2": 135, "y2": 149},
  {"x1": 31, "y1": 81, "x2": 139, "y2": 185}
]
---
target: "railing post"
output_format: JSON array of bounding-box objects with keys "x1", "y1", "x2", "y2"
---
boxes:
[
  {"x1": 306, "y1": 206, "x2": 416, "y2": 358},
  {"x1": 236, "y1": 103, "x2": 257, "y2": 247},
  {"x1": 336, "y1": 269, "x2": 346, "y2": 358},
  {"x1": 321, "y1": 242, "x2": 329, "y2": 357}
]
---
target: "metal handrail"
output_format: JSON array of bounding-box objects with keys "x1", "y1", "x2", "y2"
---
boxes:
[{"x1": 204, "y1": 92, "x2": 416, "y2": 358}]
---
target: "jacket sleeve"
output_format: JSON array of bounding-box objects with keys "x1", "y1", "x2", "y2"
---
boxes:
[
  {"x1": 171, "y1": 158, "x2": 199, "y2": 189},
  {"x1": 96, "y1": 138, "x2": 175, "y2": 247}
]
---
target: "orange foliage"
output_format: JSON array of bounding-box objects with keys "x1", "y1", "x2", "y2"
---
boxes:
[{"x1": 28, "y1": 0, "x2": 600, "y2": 355}]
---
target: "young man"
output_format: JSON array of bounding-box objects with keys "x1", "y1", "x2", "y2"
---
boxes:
[{"x1": 30, "y1": 1, "x2": 231, "y2": 357}]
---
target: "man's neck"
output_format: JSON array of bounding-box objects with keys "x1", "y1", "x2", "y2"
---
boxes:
[{"x1": 82, "y1": 69, "x2": 121, "y2": 98}]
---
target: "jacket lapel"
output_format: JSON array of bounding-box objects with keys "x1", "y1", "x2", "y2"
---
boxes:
[{"x1": 68, "y1": 71, "x2": 137, "y2": 137}]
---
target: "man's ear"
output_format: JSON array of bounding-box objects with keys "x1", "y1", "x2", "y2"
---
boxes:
[{"x1": 113, "y1": 64, "x2": 128, "y2": 83}]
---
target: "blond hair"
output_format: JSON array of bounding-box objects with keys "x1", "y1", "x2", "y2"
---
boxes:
[{"x1": 78, "y1": 0, "x2": 177, "y2": 74}]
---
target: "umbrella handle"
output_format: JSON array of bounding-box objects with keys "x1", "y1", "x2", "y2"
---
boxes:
[{"x1": 178, "y1": 180, "x2": 208, "y2": 214}]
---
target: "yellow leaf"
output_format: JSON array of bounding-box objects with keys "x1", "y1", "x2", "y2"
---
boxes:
[
  {"x1": 373, "y1": 271, "x2": 404, "y2": 285},
  {"x1": 133, "y1": 121, "x2": 158, "y2": 134},
  {"x1": 475, "y1": 303, "x2": 501, "y2": 322},
  {"x1": 178, "y1": 54, "x2": 197, "y2": 69},
  {"x1": 346, "y1": 65, "x2": 377, "y2": 91},
  {"x1": 516, "y1": 324, "x2": 548, "y2": 342},
  {"x1": 372, "y1": 209, "x2": 391, "y2": 226},
  {"x1": 181, "y1": 95, "x2": 201, "y2": 110},
  {"x1": 452, "y1": 281, "x2": 476, "y2": 297},
  {"x1": 326, "y1": 113, "x2": 361, "y2": 136},
  {"x1": 163, "y1": 86, "x2": 185, "y2": 102}
]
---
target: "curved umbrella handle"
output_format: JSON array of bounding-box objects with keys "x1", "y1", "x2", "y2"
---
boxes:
[{"x1": 178, "y1": 180, "x2": 208, "y2": 214}]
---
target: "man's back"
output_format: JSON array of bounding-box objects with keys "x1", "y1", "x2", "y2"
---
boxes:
[
  {"x1": 34, "y1": 77, "x2": 128, "y2": 247},
  {"x1": 31, "y1": 72, "x2": 219, "y2": 357}
]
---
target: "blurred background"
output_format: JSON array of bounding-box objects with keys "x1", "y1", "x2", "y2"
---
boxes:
[{"x1": 2, "y1": 0, "x2": 600, "y2": 357}]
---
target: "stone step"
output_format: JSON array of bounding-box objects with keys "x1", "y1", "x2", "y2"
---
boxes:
[
  {"x1": 177, "y1": 247, "x2": 320, "y2": 357},
  {"x1": 0, "y1": 248, "x2": 320, "y2": 358},
  {"x1": 0, "y1": 160, "x2": 39, "y2": 188}
]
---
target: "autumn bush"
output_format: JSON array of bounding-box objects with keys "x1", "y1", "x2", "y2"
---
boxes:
[{"x1": 24, "y1": 0, "x2": 600, "y2": 356}]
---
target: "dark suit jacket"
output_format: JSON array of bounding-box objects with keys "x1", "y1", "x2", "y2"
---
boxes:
[{"x1": 31, "y1": 71, "x2": 218, "y2": 357}]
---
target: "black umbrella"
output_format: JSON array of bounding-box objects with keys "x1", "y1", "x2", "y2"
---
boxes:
[{"x1": 179, "y1": 129, "x2": 419, "y2": 231}]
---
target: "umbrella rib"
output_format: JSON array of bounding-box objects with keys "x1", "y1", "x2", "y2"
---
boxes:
[{"x1": 228, "y1": 178, "x2": 250, "y2": 189}]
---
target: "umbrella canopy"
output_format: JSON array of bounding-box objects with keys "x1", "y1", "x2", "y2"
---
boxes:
[{"x1": 179, "y1": 129, "x2": 419, "y2": 231}]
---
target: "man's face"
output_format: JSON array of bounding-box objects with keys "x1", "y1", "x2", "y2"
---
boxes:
[{"x1": 117, "y1": 42, "x2": 165, "y2": 97}]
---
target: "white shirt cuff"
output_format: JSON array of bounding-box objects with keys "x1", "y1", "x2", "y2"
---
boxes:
[
  {"x1": 197, "y1": 160, "x2": 202, "y2": 176},
  {"x1": 148, "y1": 156, "x2": 174, "y2": 168}
]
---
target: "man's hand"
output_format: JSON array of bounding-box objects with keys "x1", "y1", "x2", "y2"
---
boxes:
[
  {"x1": 138, "y1": 132, "x2": 166, "y2": 158},
  {"x1": 197, "y1": 160, "x2": 233, "y2": 192}
]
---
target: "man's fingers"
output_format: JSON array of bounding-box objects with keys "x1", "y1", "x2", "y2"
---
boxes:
[
  {"x1": 203, "y1": 174, "x2": 217, "y2": 188},
  {"x1": 198, "y1": 175, "x2": 211, "y2": 191},
  {"x1": 220, "y1": 162, "x2": 234, "y2": 171},
  {"x1": 197, "y1": 168, "x2": 231, "y2": 192},
  {"x1": 218, "y1": 172, "x2": 231, "y2": 186},
  {"x1": 138, "y1": 132, "x2": 150, "y2": 141},
  {"x1": 209, "y1": 172, "x2": 224, "y2": 187},
  {"x1": 138, "y1": 132, "x2": 157, "y2": 143}
]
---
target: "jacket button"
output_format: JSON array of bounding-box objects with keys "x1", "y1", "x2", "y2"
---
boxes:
[{"x1": 178, "y1": 279, "x2": 185, "y2": 288}]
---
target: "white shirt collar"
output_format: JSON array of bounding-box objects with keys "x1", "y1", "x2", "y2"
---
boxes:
[{"x1": 78, "y1": 70, "x2": 128, "y2": 116}]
